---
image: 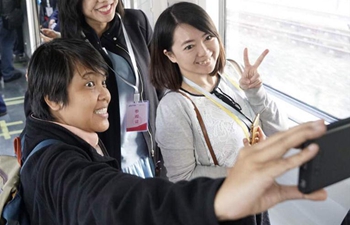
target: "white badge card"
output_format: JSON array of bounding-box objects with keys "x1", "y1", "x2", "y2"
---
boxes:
[
  {"x1": 45, "y1": 7, "x2": 53, "y2": 17},
  {"x1": 126, "y1": 101, "x2": 149, "y2": 132}
]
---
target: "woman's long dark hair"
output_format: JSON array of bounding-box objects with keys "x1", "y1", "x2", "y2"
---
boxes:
[{"x1": 58, "y1": 0, "x2": 125, "y2": 38}]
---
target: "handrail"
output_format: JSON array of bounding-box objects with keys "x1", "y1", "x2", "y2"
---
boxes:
[{"x1": 26, "y1": 0, "x2": 41, "y2": 55}]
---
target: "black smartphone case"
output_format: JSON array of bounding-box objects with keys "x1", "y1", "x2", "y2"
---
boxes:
[{"x1": 298, "y1": 117, "x2": 350, "y2": 194}]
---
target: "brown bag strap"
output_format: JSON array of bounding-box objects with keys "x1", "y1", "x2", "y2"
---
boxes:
[
  {"x1": 13, "y1": 137, "x2": 22, "y2": 166},
  {"x1": 178, "y1": 91, "x2": 219, "y2": 165}
]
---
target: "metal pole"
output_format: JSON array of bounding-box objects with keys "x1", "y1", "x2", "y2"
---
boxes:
[{"x1": 26, "y1": 0, "x2": 41, "y2": 55}]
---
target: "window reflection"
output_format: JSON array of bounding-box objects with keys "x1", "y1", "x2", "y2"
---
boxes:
[{"x1": 225, "y1": 0, "x2": 350, "y2": 119}]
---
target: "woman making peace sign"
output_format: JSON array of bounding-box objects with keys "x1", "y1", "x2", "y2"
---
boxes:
[{"x1": 150, "y1": 2, "x2": 289, "y2": 182}]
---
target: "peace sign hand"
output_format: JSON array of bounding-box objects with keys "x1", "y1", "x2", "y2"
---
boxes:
[{"x1": 239, "y1": 48, "x2": 269, "y2": 90}]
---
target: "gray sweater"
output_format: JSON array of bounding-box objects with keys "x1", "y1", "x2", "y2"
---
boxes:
[{"x1": 155, "y1": 61, "x2": 289, "y2": 182}]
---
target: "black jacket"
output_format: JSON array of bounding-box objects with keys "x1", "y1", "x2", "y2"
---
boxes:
[
  {"x1": 82, "y1": 9, "x2": 162, "y2": 174},
  {"x1": 21, "y1": 115, "x2": 252, "y2": 225},
  {"x1": 0, "y1": 0, "x2": 20, "y2": 16}
]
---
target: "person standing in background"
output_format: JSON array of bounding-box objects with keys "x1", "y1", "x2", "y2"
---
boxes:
[
  {"x1": 13, "y1": 25, "x2": 28, "y2": 63},
  {"x1": 39, "y1": 0, "x2": 57, "y2": 29},
  {"x1": 0, "y1": 94, "x2": 6, "y2": 116},
  {"x1": 47, "y1": 9, "x2": 60, "y2": 31},
  {"x1": 0, "y1": 0, "x2": 23, "y2": 83}
]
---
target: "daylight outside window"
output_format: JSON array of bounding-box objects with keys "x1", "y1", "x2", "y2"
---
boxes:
[{"x1": 225, "y1": 0, "x2": 350, "y2": 120}]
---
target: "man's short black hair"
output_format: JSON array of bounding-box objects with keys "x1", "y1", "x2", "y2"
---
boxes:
[{"x1": 27, "y1": 38, "x2": 108, "y2": 120}]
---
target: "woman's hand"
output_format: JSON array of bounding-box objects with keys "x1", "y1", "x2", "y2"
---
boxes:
[
  {"x1": 40, "y1": 28, "x2": 61, "y2": 43},
  {"x1": 239, "y1": 48, "x2": 269, "y2": 90},
  {"x1": 214, "y1": 120, "x2": 327, "y2": 221}
]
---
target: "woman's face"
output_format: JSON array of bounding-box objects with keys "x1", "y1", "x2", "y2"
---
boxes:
[
  {"x1": 53, "y1": 64, "x2": 111, "y2": 133},
  {"x1": 82, "y1": 0, "x2": 118, "y2": 32},
  {"x1": 164, "y1": 23, "x2": 220, "y2": 79}
]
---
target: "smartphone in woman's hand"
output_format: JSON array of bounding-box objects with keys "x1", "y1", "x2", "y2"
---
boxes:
[{"x1": 249, "y1": 114, "x2": 260, "y2": 145}]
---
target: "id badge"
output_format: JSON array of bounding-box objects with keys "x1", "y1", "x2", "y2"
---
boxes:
[
  {"x1": 126, "y1": 101, "x2": 149, "y2": 132},
  {"x1": 46, "y1": 7, "x2": 53, "y2": 17}
]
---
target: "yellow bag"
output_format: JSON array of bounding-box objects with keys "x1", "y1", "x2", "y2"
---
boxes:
[{"x1": 0, "y1": 155, "x2": 20, "y2": 225}]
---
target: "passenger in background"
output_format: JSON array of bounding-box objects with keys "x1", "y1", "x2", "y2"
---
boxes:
[
  {"x1": 0, "y1": 94, "x2": 6, "y2": 116},
  {"x1": 39, "y1": 0, "x2": 57, "y2": 29},
  {"x1": 47, "y1": 9, "x2": 60, "y2": 31},
  {"x1": 150, "y1": 2, "x2": 289, "y2": 183},
  {"x1": 13, "y1": 0, "x2": 27, "y2": 63},
  {"x1": 22, "y1": 37, "x2": 327, "y2": 225},
  {"x1": 0, "y1": 0, "x2": 23, "y2": 82},
  {"x1": 41, "y1": 0, "x2": 162, "y2": 178},
  {"x1": 14, "y1": 25, "x2": 28, "y2": 63}
]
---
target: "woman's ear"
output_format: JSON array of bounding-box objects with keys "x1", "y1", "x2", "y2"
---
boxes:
[
  {"x1": 44, "y1": 95, "x2": 62, "y2": 111},
  {"x1": 163, "y1": 49, "x2": 177, "y2": 63}
]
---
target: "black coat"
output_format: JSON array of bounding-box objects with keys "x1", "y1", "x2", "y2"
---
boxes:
[
  {"x1": 21, "y1": 115, "x2": 246, "y2": 225},
  {"x1": 82, "y1": 9, "x2": 162, "y2": 175}
]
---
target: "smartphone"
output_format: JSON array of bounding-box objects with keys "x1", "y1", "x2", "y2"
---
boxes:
[
  {"x1": 249, "y1": 114, "x2": 260, "y2": 145},
  {"x1": 298, "y1": 117, "x2": 350, "y2": 194}
]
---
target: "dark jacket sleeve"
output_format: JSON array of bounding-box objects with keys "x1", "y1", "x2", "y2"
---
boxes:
[
  {"x1": 39, "y1": 3, "x2": 46, "y2": 26},
  {"x1": 0, "y1": 0, "x2": 17, "y2": 15},
  {"x1": 124, "y1": 9, "x2": 153, "y2": 50},
  {"x1": 49, "y1": 9, "x2": 60, "y2": 31},
  {"x1": 22, "y1": 143, "x2": 256, "y2": 225},
  {"x1": 139, "y1": 9, "x2": 153, "y2": 48},
  {"x1": 49, "y1": 9, "x2": 58, "y2": 21}
]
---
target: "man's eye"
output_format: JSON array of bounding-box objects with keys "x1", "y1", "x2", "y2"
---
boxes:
[
  {"x1": 86, "y1": 81, "x2": 95, "y2": 87},
  {"x1": 102, "y1": 80, "x2": 107, "y2": 87}
]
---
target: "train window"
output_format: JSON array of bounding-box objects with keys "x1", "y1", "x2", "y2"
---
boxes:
[{"x1": 224, "y1": 0, "x2": 350, "y2": 121}]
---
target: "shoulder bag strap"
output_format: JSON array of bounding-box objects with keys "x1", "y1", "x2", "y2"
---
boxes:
[
  {"x1": 177, "y1": 91, "x2": 219, "y2": 166},
  {"x1": 20, "y1": 139, "x2": 61, "y2": 173}
]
